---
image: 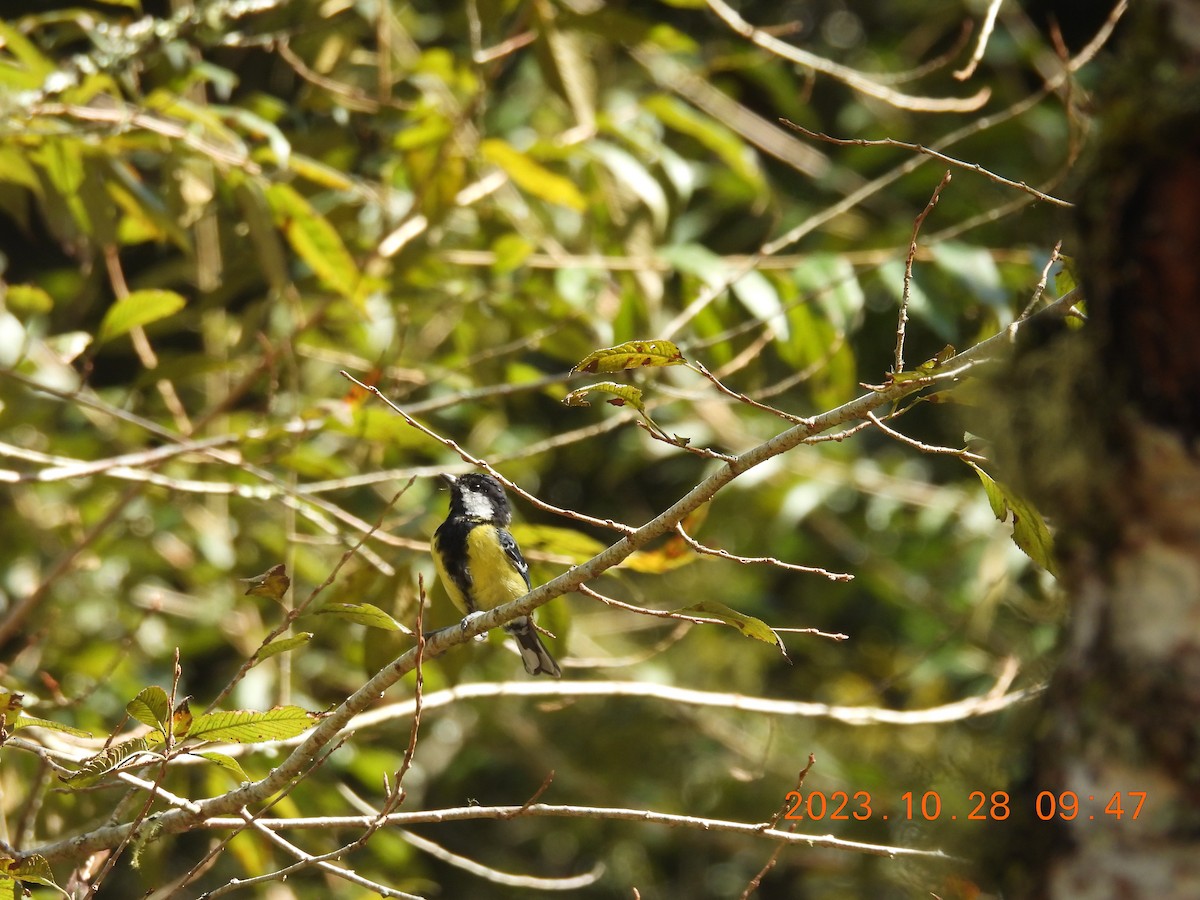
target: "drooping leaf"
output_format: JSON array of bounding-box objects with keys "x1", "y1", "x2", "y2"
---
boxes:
[
  {"x1": 676, "y1": 600, "x2": 788, "y2": 657},
  {"x1": 257, "y1": 633, "x2": 313, "y2": 662},
  {"x1": 97, "y1": 289, "x2": 187, "y2": 344},
  {"x1": 571, "y1": 340, "x2": 685, "y2": 374},
  {"x1": 194, "y1": 751, "x2": 250, "y2": 783},
  {"x1": 0, "y1": 854, "x2": 58, "y2": 891},
  {"x1": 187, "y1": 706, "x2": 315, "y2": 743},
  {"x1": 61, "y1": 736, "x2": 161, "y2": 788},
  {"x1": 562, "y1": 381, "x2": 645, "y2": 411},
  {"x1": 971, "y1": 464, "x2": 1057, "y2": 574},
  {"x1": 314, "y1": 602, "x2": 405, "y2": 631}
]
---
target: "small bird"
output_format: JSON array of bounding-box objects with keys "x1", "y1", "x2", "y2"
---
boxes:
[{"x1": 431, "y1": 473, "x2": 562, "y2": 677}]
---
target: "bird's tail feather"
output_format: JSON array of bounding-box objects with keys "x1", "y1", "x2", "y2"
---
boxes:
[{"x1": 504, "y1": 617, "x2": 561, "y2": 678}]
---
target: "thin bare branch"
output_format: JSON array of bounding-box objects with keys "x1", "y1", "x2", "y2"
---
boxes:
[
  {"x1": 783, "y1": 123, "x2": 1072, "y2": 208},
  {"x1": 955, "y1": 0, "x2": 1005, "y2": 80},
  {"x1": 704, "y1": 0, "x2": 990, "y2": 112},
  {"x1": 897, "y1": 170, "x2": 954, "y2": 373},
  {"x1": 674, "y1": 524, "x2": 853, "y2": 582}
]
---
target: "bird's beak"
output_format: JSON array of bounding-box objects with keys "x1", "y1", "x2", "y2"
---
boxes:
[{"x1": 439, "y1": 473, "x2": 457, "y2": 488}]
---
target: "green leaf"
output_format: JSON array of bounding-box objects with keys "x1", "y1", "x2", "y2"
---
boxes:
[
  {"x1": 61, "y1": 736, "x2": 160, "y2": 788},
  {"x1": 194, "y1": 751, "x2": 250, "y2": 783},
  {"x1": 5, "y1": 284, "x2": 54, "y2": 315},
  {"x1": 257, "y1": 633, "x2": 313, "y2": 662},
  {"x1": 0, "y1": 854, "x2": 58, "y2": 891},
  {"x1": 1055, "y1": 255, "x2": 1078, "y2": 297},
  {"x1": 481, "y1": 138, "x2": 586, "y2": 212},
  {"x1": 10, "y1": 714, "x2": 92, "y2": 737},
  {"x1": 587, "y1": 141, "x2": 668, "y2": 234},
  {"x1": 264, "y1": 183, "x2": 361, "y2": 301},
  {"x1": 571, "y1": 339, "x2": 685, "y2": 373},
  {"x1": 643, "y1": 93, "x2": 761, "y2": 186},
  {"x1": 929, "y1": 241, "x2": 1006, "y2": 313},
  {"x1": 663, "y1": 243, "x2": 786, "y2": 338},
  {"x1": 562, "y1": 381, "x2": 645, "y2": 411},
  {"x1": 971, "y1": 464, "x2": 1057, "y2": 574},
  {"x1": 187, "y1": 706, "x2": 315, "y2": 743},
  {"x1": 315, "y1": 602, "x2": 404, "y2": 631},
  {"x1": 793, "y1": 253, "x2": 865, "y2": 335},
  {"x1": 509, "y1": 524, "x2": 607, "y2": 564},
  {"x1": 97, "y1": 289, "x2": 187, "y2": 344},
  {"x1": 127, "y1": 686, "x2": 171, "y2": 731},
  {"x1": 676, "y1": 600, "x2": 787, "y2": 654}
]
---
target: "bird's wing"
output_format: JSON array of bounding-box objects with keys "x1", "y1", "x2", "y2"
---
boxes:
[{"x1": 497, "y1": 528, "x2": 532, "y2": 590}]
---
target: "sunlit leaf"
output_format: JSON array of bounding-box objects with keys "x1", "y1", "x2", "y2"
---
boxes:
[
  {"x1": 562, "y1": 381, "x2": 645, "y2": 411},
  {"x1": 676, "y1": 600, "x2": 786, "y2": 655},
  {"x1": 571, "y1": 340, "x2": 685, "y2": 373},
  {"x1": 187, "y1": 707, "x2": 315, "y2": 743},
  {"x1": 61, "y1": 736, "x2": 160, "y2": 788},
  {"x1": 315, "y1": 602, "x2": 405, "y2": 632},
  {"x1": 481, "y1": 138, "x2": 586, "y2": 212},
  {"x1": 264, "y1": 183, "x2": 361, "y2": 301},
  {"x1": 97, "y1": 289, "x2": 187, "y2": 344},
  {"x1": 257, "y1": 633, "x2": 313, "y2": 662},
  {"x1": 971, "y1": 464, "x2": 1057, "y2": 574},
  {"x1": 194, "y1": 751, "x2": 250, "y2": 783},
  {"x1": 587, "y1": 141, "x2": 668, "y2": 233},
  {"x1": 127, "y1": 686, "x2": 171, "y2": 731},
  {"x1": 0, "y1": 854, "x2": 58, "y2": 891}
]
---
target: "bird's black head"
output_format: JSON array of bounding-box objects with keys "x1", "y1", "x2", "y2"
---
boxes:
[{"x1": 442, "y1": 473, "x2": 513, "y2": 525}]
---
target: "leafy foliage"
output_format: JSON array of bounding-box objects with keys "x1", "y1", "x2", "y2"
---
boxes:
[{"x1": 0, "y1": 0, "x2": 1102, "y2": 896}]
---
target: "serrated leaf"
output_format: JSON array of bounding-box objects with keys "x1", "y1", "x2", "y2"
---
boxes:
[
  {"x1": 264, "y1": 183, "x2": 361, "y2": 301},
  {"x1": 571, "y1": 340, "x2": 685, "y2": 374},
  {"x1": 61, "y1": 736, "x2": 160, "y2": 788},
  {"x1": 677, "y1": 600, "x2": 787, "y2": 655},
  {"x1": 97, "y1": 289, "x2": 186, "y2": 344},
  {"x1": 194, "y1": 751, "x2": 250, "y2": 783},
  {"x1": 257, "y1": 632, "x2": 313, "y2": 662},
  {"x1": 315, "y1": 602, "x2": 404, "y2": 631},
  {"x1": 127, "y1": 686, "x2": 171, "y2": 731},
  {"x1": 562, "y1": 381, "x2": 645, "y2": 411},
  {"x1": 481, "y1": 138, "x2": 586, "y2": 212},
  {"x1": 971, "y1": 464, "x2": 1057, "y2": 574},
  {"x1": 188, "y1": 706, "x2": 315, "y2": 743},
  {"x1": 10, "y1": 714, "x2": 92, "y2": 737},
  {"x1": 0, "y1": 854, "x2": 57, "y2": 890}
]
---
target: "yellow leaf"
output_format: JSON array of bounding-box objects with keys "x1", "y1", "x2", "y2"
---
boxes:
[
  {"x1": 571, "y1": 340, "x2": 686, "y2": 374},
  {"x1": 481, "y1": 138, "x2": 586, "y2": 211}
]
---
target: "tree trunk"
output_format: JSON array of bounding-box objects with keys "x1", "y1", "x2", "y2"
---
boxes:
[{"x1": 1006, "y1": 2, "x2": 1200, "y2": 895}]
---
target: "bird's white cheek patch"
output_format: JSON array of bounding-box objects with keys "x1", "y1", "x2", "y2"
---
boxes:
[{"x1": 461, "y1": 491, "x2": 495, "y2": 520}]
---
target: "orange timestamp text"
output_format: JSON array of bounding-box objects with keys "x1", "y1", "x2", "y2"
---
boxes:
[{"x1": 782, "y1": 790, "x2": 1147, "y2": 822}]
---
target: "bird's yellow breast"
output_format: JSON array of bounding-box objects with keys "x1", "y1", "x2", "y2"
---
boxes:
[
  {"x1": 432, "y1": 523, "x2": 528, "y2": 615},
  {"x1": 465, "y1": 524, "x2": 529, "y2": 609}
]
